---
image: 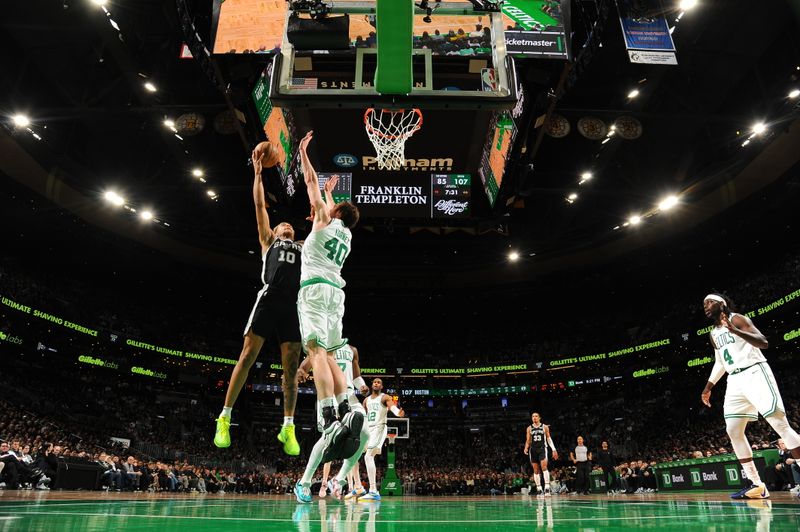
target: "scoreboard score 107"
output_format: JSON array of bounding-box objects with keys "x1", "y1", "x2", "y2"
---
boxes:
[{"x1": 431, "y1": 174, "x2": 470, "y2": 218}]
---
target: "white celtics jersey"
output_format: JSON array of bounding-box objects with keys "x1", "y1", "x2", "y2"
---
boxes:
[
  {"x1": 710, "y1": 313, "x2": 767, "y2": 373},
  {"x1": 333, "y1": 345, "x2": 355, "y2": 394},
  {"x1": 300, "y1": 218, "x2": 352, "y2": 288},
  {"x1": 366, "y1": 394, "x2": 388, "y2": 428}
]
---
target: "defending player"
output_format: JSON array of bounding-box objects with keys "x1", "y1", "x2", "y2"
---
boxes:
[
  {"x1": 359, "y1": 378, "x2": 405, "y2": 501},
  {"x1": 700, "y1": 293, "x2": 800, "y2": 499},
  {"x1": 214, "y1": 147, "x2": 302, "y2": 456},
  {"x1": 523, "y1": 412, "x2": 558, "y2": 496},
  {"x1": 295, "y1": 344, "x2": 370, "y2": 503},
  {"x1": 292, "y1": 131, "x2": 363, "y2": 502}
]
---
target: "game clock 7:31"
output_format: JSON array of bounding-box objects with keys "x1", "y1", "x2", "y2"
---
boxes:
[{"x1": 431, "y1": 174, "x2": 471, "y2": 218}]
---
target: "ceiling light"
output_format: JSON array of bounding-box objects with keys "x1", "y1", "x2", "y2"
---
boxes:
[
  {"x1": 751, "y1": 122, "x2": 766, "y2": 135},
  {"x1": 140, "y1": 210, "x2": 153, "y2": 221},
  {"x1": 658, "y1": 195, "x2": 679, "y2": 211},
  {"x1": 12, "y1": 114, "x2": 30, "y2": 127},
  {"x1": 144, "y1": 82, "x2": 157, "y2": 93},
  {"x1": 788, "y1": 89, "x2": 799, "y2": 99},
  {"x1": 90, "y1": 0, "x2": 108, "y2": 6},
  {"x1": 601, "y1": 138, "x2": 611, "y2": 144},
  {"x1": 581, "y1": 172, "x2": 593, "y2": 181},
  {"x1": 741, "y1": 139, "x2": 750, "y2": 147},
  {"x1": 207, "y1": 190, "x2": 217, "y2": 198},
  {"x1": 629, "y1": 215, "x2": 641, "y2": 225},
  {"x1": 192, "y1": 168, "x2": 204, "y2": 177},
  {"x1": 679, "y1": 0, "x2": 698, "y2": 10},
  {"x1": 104, "y1": 191, "x2": 125, "y2": 206},
  {"x1": 568, "y1": 192, "x2": 578, "y2": 201},
  {"x1": 163, "y1": 119, "x2": 175, "y2": 128},
  {"x1": 508, "y1": 251, "x2": 519, "y2": 261},
  {"x1": 627, "y1": 89, "x2": 640, "y2": 99}
]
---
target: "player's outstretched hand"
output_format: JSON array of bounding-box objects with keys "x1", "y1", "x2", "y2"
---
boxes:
[
  {"x1": 398, "y1": 408, "x2": 405, "y2": 418},
  {"x1": 701, "y1": 389, "x2": 712, "y2": 407},
  {"x1": 552, "y1": 451, "x2": 559, "y2": 461},
  {"x1": 719, "y1": 312, "x2": 734, "y2": 331},
  {"x1": 324, "y1": 174, "x2": 339, "y2": 193},
  {"x1": 296, "y1": 366, "x2": 309, "y2": 383},
  {"x1": 359, "y1": 384, "x2": 369, "y2": 396},
  {"x1": 306, "y1": 206, "x2": 315, "y2": 222},
  {"x1": 523, "y1": 447, "x2": 529, "y2": 455},
  {"x1": 251, "y1": 148, "x2": 263, "y2": 175},
  {"x1": 299, "y1": 131, "x2": 313, "y2": 153}
]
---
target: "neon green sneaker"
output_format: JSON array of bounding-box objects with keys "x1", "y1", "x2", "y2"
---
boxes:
[
  {"x1": 278, "y1": 424, "x2": 300, "y2": 456},
  {"x1": 214, "y1": 416, "x2": 231, "y2": 448}
]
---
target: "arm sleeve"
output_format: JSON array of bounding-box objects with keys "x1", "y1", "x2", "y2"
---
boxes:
[
  {"x1": 707, "y1": 347, "x2": 726, "y2": 385},
  {"x1": 547, "y1": 436, "x2": 556, "y2": 451}
]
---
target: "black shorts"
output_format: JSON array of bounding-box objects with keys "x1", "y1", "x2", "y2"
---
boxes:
[
  {"x1": 529, "y1": 447, "x2": 549, "y2": 464},
  {"x1": 243, "y1": 289, "x2": 300, "y2": 344}
]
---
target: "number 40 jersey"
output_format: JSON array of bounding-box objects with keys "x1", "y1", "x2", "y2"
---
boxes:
[{"x1": 301, "y1": 218, "x2": 351, "y2": 289}]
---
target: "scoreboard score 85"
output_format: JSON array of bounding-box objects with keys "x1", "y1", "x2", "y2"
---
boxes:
[{"x1": 431, "y1": 174, "x2": 471, "y2": 218}]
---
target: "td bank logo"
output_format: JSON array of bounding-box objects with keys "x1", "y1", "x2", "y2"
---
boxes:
[
  {"x1": 725, "y1": 464, "x2": 740, "y2": 486},
  {"x1": 690, "y1": 468, "x2": 703, "y2": 487},
  {"x1": 661, "y1": 472, "x2": 672, "y2": 488},
  {"x1": 0, "y1": 331, "x2": 23, "y2": 345}
]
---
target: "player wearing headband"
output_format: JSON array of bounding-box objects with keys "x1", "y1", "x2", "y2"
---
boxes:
[
  {"x1": 700, "y1": 293, "x2": 800, "y2": 500},
  {"x1": 523, "y1": 412, "x2": 558, "y2": 496}
]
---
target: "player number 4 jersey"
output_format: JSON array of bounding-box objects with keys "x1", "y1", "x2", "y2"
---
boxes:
[
  {"x1": 366, "y1": 394, "x2": 388, "y2": 427},
  {"x1": 709, "y1": 313, "x2": 767, "y2": 373},
  {"x1": 301, "y1": 219, "x2": 351, "y2": 288}
]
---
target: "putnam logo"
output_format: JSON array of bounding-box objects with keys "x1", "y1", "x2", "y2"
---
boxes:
[{"x1": 362, "y1": 156, "x2": 453, "y2": 171}]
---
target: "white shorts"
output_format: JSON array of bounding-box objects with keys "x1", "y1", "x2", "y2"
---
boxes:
[
  {"x1": 316, "y1": 396, "x2": 365, "y2": 433},
  {"x1": 367, "y1": 424, "x2": 388, "y2": 452},
  {"x1": 297, "y1": 283, "x2": 347, "y2": 352},
  {"x1": 724, "y1": 362, "x2": 785, "y2": 420}
]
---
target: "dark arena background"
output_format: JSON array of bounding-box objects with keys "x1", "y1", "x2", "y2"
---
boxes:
[{"x1": 2, "y1": 0, "x2": 800, "y2": 530}]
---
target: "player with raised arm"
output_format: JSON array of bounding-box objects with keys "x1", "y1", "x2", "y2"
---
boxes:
[
  {"x1": 523, "y1": 412, "x2": 558, "y2": 496},
  {"x1": 214, "y1": 147, "x2": 302, "y2": 456},
  {"x1": 700, "y1": 293, "x2": 800, "y2": 500},
  {"x1": 296, "y1": 344, "x2": 370, "y2": 502},
  {"x1": 359, "y1": 378, "x2": 405, "y2": 502},
  {"x1": 292, "y1": 131, "x2": 363, "y2": 503}
]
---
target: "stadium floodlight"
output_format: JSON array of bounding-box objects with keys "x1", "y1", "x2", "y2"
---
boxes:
[
  {"x1": 12, "y1": 114, "x2": 30, "y2": 127},
  {"x1": 144, "y1": 82, "x2": 157, "y2": 93},
  {"x1": 104, "y1": 191, "x2": 125, "y2": 206},
  {"x1": 751, "y1": 122, "x2": 766, "y2": 135},
  {"x1": 140, "y1": 210, "x2": 153, "y2": 221},
  {"x1": 163, "y1": 118, "x2": 175, "y2": 128},
  {"x1": 658, "y1": 195, "x2": 679, "y2": 211},
  {"x1": 207, "y1": 189, "x2": 218, "y2": 198},
  {"x1": 568, "y1": 192, "x2": 578, "y2": 201},
  {"x1": 90, "y1": 0, "x2": 108, "y2": 6},
  {"x1": 679, "y1": 0, "x2": 698, "y2": 11},
  {"x1": 789, "y1": 89, "x2": 800, "y2": 99},
  {"x1": 627, "y1": 89, "x2": 640, "y2": 99},
  {"x1": 581, "y1": 172, "x2": 593, "y2": 181},
  {"x1": 629, "y1": 215, "x2": 641, "y2": 225},
  {"x1": 192, "y1": 168, "x2": 204, "y2": 178},
  {"x1": 508, "y1": 251, "x2": 520, "y2": 261},
  {"x1": 741, "y1": 139, "x2": 750, "y2": 147}
]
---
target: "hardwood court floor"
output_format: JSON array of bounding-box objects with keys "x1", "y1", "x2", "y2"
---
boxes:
[{"x1": 0, "y1": 490, "x2": 798, "y2": 530}]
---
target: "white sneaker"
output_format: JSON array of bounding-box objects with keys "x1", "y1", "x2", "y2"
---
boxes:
[
  {"x1": 789, "y1": 485, "x2": 800, "y2": 494},
  {"x1": 345, "y1": 486, "x2": 367, "y2": 500}
]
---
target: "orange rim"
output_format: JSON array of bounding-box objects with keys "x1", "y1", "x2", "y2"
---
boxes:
[{"x1": 364, "y1": 108, "x2": 423, "y2": 140}]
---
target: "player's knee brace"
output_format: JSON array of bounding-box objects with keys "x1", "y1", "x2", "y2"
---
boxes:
[{"x1": 765, "y1": 412, "x2": 800, "y2": 449}]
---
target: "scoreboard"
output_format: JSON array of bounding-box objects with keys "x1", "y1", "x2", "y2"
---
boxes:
[
  {"x1": 431, "y1": 174, "x2": 470, "y2": 218},
  {"x1": 318, "y1": 173, "x2": 472, "y2": 219}
]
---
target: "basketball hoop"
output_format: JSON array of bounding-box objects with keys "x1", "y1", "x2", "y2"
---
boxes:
[
  {"x1": 364, "y1": 108, "x2": 423, "y2": 170},
  {"x1": 387, "y1": 433, "x2": 398, "y2": 445}
]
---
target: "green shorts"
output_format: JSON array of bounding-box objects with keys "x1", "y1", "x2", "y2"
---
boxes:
[{"x1": 297, "y1": 281, "x2": 347, "y2": 352}]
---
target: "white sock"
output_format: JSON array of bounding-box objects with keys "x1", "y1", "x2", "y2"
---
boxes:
[
  {"x1": 365, "y1": 451, "x2": 377, "y2": 492},
  {"x1": 533, "y1": 474, "x2": 542, "y2": 490},
  {"x1": 336, "y1": 392, "x2": 348, "y2": 405},
  {"x1": 320, "y1": 396, "x2": 336, "y2": 410},
  {"x1": 300, "y1": 435, "x2": 327, "y2": 486},
  {"x1": 283, "y1": 416, "x2": 294, "y2": 427},
  {"x1": 542, "y1": 470, "x2": 550, "y2": 487},
  {"x1": 220, "y1": 406, "x2": 232, "y2": 418},
  {"x1": 742, "y1": 461, "x2": 763, "y2": 486}
]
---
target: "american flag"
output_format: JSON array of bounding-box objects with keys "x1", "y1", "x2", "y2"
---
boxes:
[{"x1": 290, "y1": 78, "x2": 318, "y2": 89}]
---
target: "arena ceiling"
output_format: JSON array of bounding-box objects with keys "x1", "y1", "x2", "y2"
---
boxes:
[{"x1": 2, "y1": 0, "x2": 800, "y2": 281}]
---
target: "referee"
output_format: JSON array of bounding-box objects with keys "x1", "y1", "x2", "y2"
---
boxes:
[{"x1": 570, "y1": 436, "x2": 592, "y2": 495}]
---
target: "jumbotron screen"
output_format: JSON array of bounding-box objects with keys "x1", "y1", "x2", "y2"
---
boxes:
[
  {"x1": 211, "y1": 0, "x2": 569, "y2": 59},
  {"x1": 318, "y1": 172, "x2": 470, "y2": 219}
]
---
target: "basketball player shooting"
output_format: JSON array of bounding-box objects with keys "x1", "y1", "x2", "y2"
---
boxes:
[
  {"x1": 214, "y1": 144, "x2": 302, "y2": 456},
  {"x1": 293, "y1": 131, "x2": 363, "y2": 503},
  {"x1": 700, "y1": 293, "x2": 800, "y2": 500},
  {"x1": 523, "y1": 412, "x2": 558, "y2": 496}
]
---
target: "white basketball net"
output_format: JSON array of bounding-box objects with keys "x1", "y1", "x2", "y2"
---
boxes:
[{"x1": 364, "y1": 108, "x2": 423, "y2": 171}]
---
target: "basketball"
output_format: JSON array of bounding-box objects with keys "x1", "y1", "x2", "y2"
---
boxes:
[{"x1": 255, "y1": 141, "x2": 281, "y2": 168}]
